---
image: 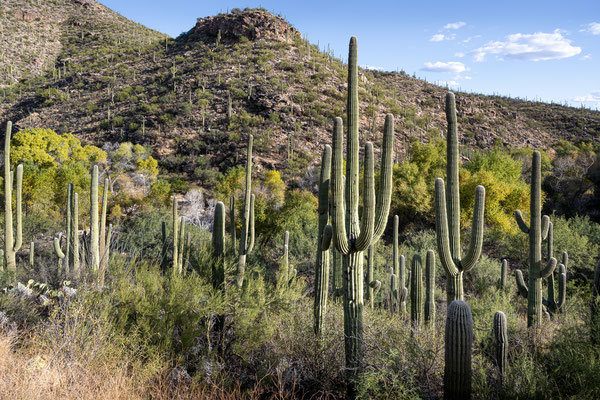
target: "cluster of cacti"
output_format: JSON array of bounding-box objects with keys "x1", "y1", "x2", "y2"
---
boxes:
[
  {"x1": 325, "y1": 36, "x2": 394, "y2": 374},
  {"x1": 3, "y1": 122, "x2": 23, "y2": 273},
  {"x1": 392, "y1": 215, "x2": 408, "y2": 313},
  {"x1": 314, "y1": 146, "x2": 331, "y2": 336},
  {"x1": 435, "y1": 93, "x2": 486, "y2": 303},
  {"x1": 444, "y1": 300, "x2": 473, "y2": 400},
  {"x1": 89, "y1": 166, "x2": 113, "y2": 285},
  {"x1": 236, "y1": 135, "x2": 255, "y2": 288},
  {"x1": 493, "y1": 311, "x2": 508, "y2": 382},
  {"x1": 514, "y1": 151, "x2": 557, "y2": 327}
]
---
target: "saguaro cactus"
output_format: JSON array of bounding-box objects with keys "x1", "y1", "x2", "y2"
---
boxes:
[
  {"x1": 236, "y1": 135, "x2": 255, "y2": 288},
  {"x1": 499, "y1": 259, "x2": 508, "y2": 290},
  {"x1": 493, "y1": 311, "x2": 508, "y2": 383},
  {"x1": 365, "y1": 245, "x2": 381, "y2": 309},
  {"x1": 411, "y1": 254, "x2": 424, "y2": 327},
  {"x1": 389, "y1": 273, "x2": 398, "y2": 313},
  {"x1": 229, "y1": 196, "x2": 236, "y2": 253},
  {"x1": 54, "y1": 183, "x2": 74, "y2": 277},
  {"x1": 212, "y1": 201, "x2": 225, "y2": 289},
  {"x1": 314, "y1": 145, "x2": 332, "y2": 336},
  {"x1": 172, "y1": 197, "x2": 179, "y2": 274},
  {"x1": 90, "y1": 167, "x2": 111, "y2": 284},
  {"x1": 29, "y1": 242, "x2": 34, "y2": 268},
  {"x1": 393, "y1": 215, "x2": 408, "y2": 313},
  {"x1": 444, "y1": 300, "x2": 473, "y2": 400},
  {"x1": 72, "y1": 192, "x2": 80, "y2": 278},
  {"x1": 425, "y1": 250, "x2": 436, "y2": 326},
  {"x1": 435, "y1": 93, "x2": 485, "y2": 303},
  {"x1": 325, "y1": 36, "x2": 394, "y2": 376},
  {"x1": 3, "y1": 122, "x2": 23, "y2": 272},
  {"x1": 543, "y1": 223, "x2": 566, "y2": 317},
  {"x1": 332, "y1": 247, "x2": 343, "y2": 302},
  {"x1": 514, "y1": 151, "x2": 557, "y2": 327}
]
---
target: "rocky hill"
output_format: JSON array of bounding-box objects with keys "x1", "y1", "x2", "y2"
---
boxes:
[{"x1": 1, "y1": 4, "x2": 599, "y2": 185}]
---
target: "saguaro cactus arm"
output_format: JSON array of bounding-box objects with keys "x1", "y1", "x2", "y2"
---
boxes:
[
  {"x1": 515, "y1": 210, "x2": 530, "y2": 233},
  {"x1": 540, "y1": 257, "x2": 557, "y2": 279},
  {"x1": 54, "y1": 233, "x2": 65, "y2": 259},
  {"x1": 515, "y1": 270, "x2": 528, "y2": 298},
  {"x1": 330, "y1": 117, "x2": 350, "y2": 255}
]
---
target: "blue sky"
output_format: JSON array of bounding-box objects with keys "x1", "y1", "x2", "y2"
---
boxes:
[{"x1": 99, "y1": 0, "x2": 600, "y2": 109}]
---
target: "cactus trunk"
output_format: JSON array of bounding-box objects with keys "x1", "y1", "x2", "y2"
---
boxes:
[
  {"x1": 493, "y1": 311, "x2": 508, "y2": 383},
  {"x1": 90, "y1": 165, "x2": 100, "y2": 271},
  {"x1": 393, "y1": 215, "x2": 407, "y2": 313},
  {"x1": 314, "y1": 146, "x2": 332, "y2": 336},
  {"x1": 444, "y1": 300, "x2": 473, "y2": 400},
  {"x1": 236, "y1": 135, "x2": 255, "y2": 288},
  {"x1": 411, "y1": 254, "x2": 424, "y2": 327},
  {"x1": 212, "y1": 201, "x2": 225, "y2": 289},
  {"x1": 425, "y1": 250, "x2": 436, "y2": 326}
]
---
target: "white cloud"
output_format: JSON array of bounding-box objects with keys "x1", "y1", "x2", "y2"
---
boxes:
[
  {"x1": 471, "y1": 29, "x2": 581, "y2": 62},
  {"x1": 444, "y1": 21, "x2": 466, "y2": 30},
  {"x1": 582, "y1": 22, "x2": 600, "y2": 35},
  {"x1": 462, "y1": 35, "x2": 481, "y2": 43},
  {"x1": 436, "y1": 80, "x2": 460, "y2": 88},
  {"x1": 574, "y1": 92, "x2": 600, "y2": 103},
  {"x1": 361, "y1": 64, "x2": 383, "y2": 71},
  {"x1": 581, "y1": 54, "x2": 592, "y2": 60},
  {"x1": 430, "y1": 33, "x2": 456, "y2": 42},
  {"x1": 455, "y1": 52, "x2": 465, "y2": 58},
  {"x1": 421, "y1": 61, "x2": 467, "y2": 73}
]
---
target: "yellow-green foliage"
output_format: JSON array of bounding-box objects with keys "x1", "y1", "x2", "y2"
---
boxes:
[{"x1": 463, "y1": 148, "x2": 529, "y2": 234}]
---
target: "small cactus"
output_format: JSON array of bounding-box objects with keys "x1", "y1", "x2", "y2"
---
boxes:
[
  {"x1": 499, "y1": 259, "x2": 508, "y2": 290},
  {"x1": 393, "y1": 215, "x2": 408, "y2": 313},
  {"x1": 493, "y1": 311, "x2": 508, "y2": 383},
  {"x1": 444, "y1": 300, "x2": 473, "y2": 400}
]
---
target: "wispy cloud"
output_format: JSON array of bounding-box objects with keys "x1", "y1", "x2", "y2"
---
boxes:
[
  {"x1": 581, "y1": 22, "x2": 600, "y2": 35},
  {"x1": 581, "y1": 54, "x2": 592, "y2": 60},
  {"x1": 444, "y1": 21, "x2": 466, "y2": 30},
  {"x1": 455, "y1": 52, "x2": 465, "y2": 58},
  {"x1": 430, "y1": 33, "x2": 456, "y2": 42},
  {"x1": 361, "y1": 64, "x2": 383, "y2": 71},
  {"x1": 421, "y1": 61, "x2": 467, "y2": 73},
  {"x1": 471, "y1": 29, "x2": 581, "y2": 62},
  {"x1": 462, "y1": 35, "x2": 481, "y2": 43},
  {"x1": 574, "y1": 91, "x2": 600, "y2": 105}
]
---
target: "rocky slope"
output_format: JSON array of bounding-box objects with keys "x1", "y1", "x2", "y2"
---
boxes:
[{"x1": 1, "y1": 5, "x2": 599, "y2": 184}]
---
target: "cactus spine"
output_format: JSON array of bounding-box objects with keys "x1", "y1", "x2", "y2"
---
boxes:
[
  {"x1": 514, "y1": 151, "x2": 557, "y2": 327},
  {"x1": 493, "y1": 311, "x2": 508, "y2": 383},
  {"x1": 444, "y1": 300, "x2": 473, "y2": 400},
  {"x1": 435, "y1": 93, "x2": 485, "y2": 303},
  {"x1": 236, "y1": 135, "x2": 255, "y2": 288},
  {"x1": 411, "y1": 254, "x2": 424, "y2": 327},
  {"x1": 314, "y1": 146, "x2": 332, "y2": 336},
  {"x1": 212, "y1": 201, "x2": 225, "y2": 289},
  {"x1": 393, "y1": 215, "x2": 408, "y2": 313},
  {"x1": 3, "y1": 121, "x2": 23, "y2": 272},
  {"x1": 326, "y1": 37, "x2": 394, "y2": 376},
  {"x1": 425, "y1": 250, "x2": 436, "y2": 326}
]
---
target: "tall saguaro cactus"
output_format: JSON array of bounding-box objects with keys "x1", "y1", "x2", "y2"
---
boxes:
[
  {"x1": 314, "y1": 145, "x2": 332, "y2": 336},
  {"x1": 393, "y1": 215, "x2": 408, "y2": 313},
  {"x1": 444, "y1": 300, "x2": 473, "y2": 400},
  {"x1": 325, "y1": 37, "x2": 394, "y2": 377},
  {"x1": 236, "y1": 135, "x2": 255, "y2": 288},
  {"x1": 514, "y1": 151, "x2": 557, "y2": 327},
  {"x1": 3, "y1": 122, "x2": 23, "y2": 272},
  {"x1": 172, "y1": 197, "x2": 179, "y2": 274},
  {"x1": 90, "y1": 166, "x2": 111, "y2": 284},
  {"x1": 435, "y1": 93, "x2": 485, "y2": 303}
]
